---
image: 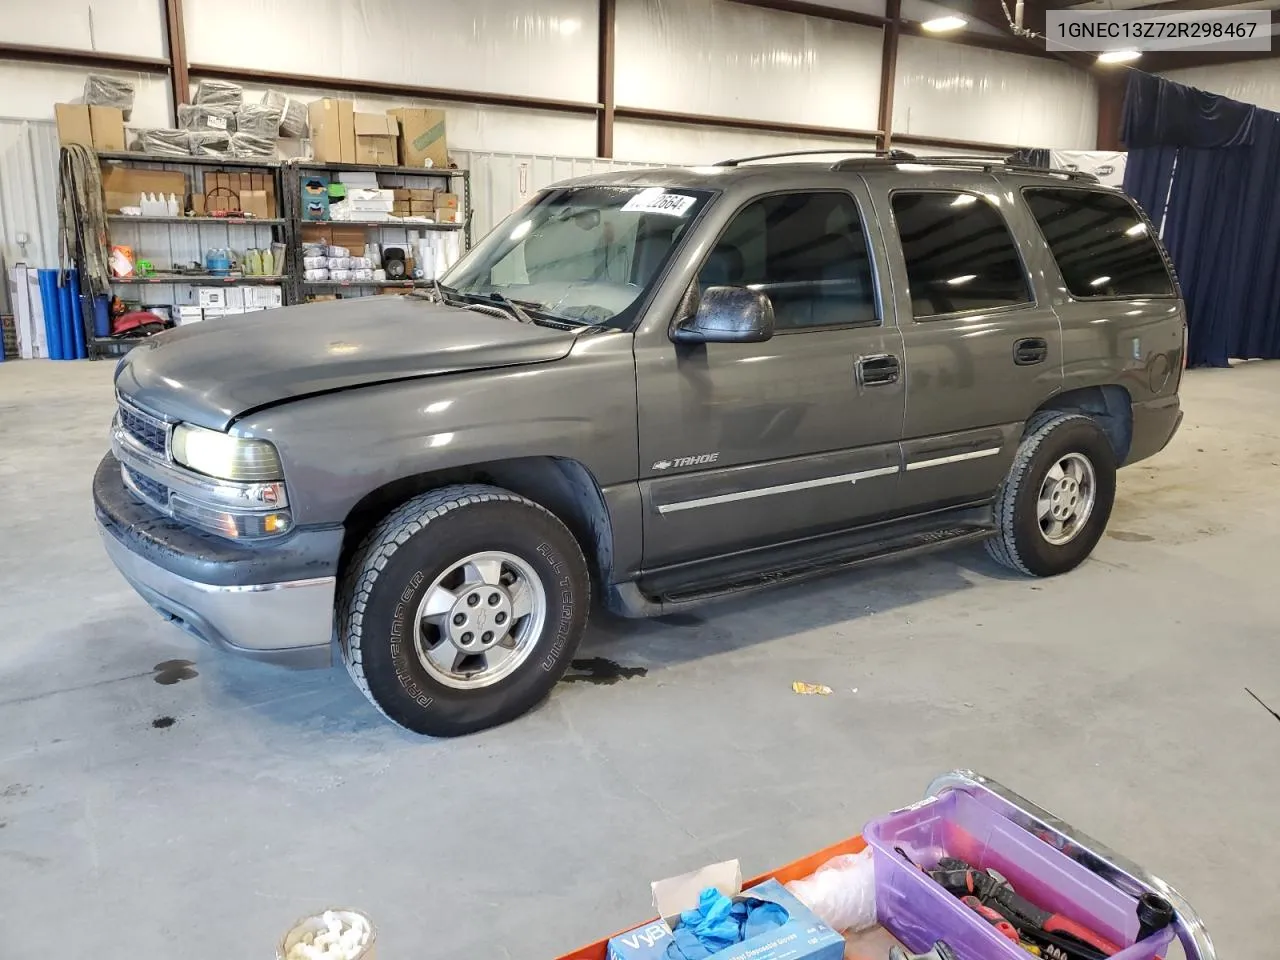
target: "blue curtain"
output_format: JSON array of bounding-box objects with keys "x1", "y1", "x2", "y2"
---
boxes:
[{"x1": 1121, "y1": 72, "x2": 1280, "y2": 367}]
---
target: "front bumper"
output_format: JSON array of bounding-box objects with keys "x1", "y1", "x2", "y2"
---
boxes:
[{"x1": 94, "y1": 452, "x2": 342, "y2": 668}]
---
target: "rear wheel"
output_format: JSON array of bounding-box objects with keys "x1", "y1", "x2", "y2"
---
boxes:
[
  {"x1": 338, "y1": 484, "x2": 589, "y2": 736},
  {"x1": 985, "y1": 412, "x2": 1117, "y2": 577}
]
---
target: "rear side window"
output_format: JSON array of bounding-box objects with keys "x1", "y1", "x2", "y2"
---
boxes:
[
  {"x1": 891, "y1": 191, "x2": 1033, "y2": 319},
  {"x1": 698, "y1": 191, "x2": 878, "y2": 330},
  {"x1": 1023, "y1": 188, "x2": 1174, "y2": 298}
]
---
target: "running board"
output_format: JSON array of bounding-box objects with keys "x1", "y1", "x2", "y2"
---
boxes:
[{"x1": 608, "y1": 515, "x2": 995, "y2": 618}]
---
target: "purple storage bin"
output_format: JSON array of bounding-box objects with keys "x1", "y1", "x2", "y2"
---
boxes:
[{"x1": 865, "y1": 789, "x2": 1175, "y2": 960}]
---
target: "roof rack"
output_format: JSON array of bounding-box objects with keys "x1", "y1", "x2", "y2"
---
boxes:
[
  {"x1": 713, "y1": 148, "x2": 917, "y2": 167},
  {"x1": 829, "y1": 154, "x2": 1100, "y2": 182}
]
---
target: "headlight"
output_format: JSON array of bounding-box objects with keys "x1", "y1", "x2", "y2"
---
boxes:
[{"x1": 172, "y1": 423, "x2": 283, "y2": 482}]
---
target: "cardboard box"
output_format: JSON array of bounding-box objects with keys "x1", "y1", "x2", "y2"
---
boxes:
[
  {"x1": 89, "y1": 106, "x2": 125, "y2": 151},
  {"x1": 240, "y1": 189, "x2": 271, "y2": 219},
  {"x1": 191, "y1": 193, "x2": 206, "y2": 215},
  {"x1": 55, "y1": 103, "x2": 93, "y2": 148},
  {"x1": 392, "y1": 201, "x2": 411, "y2": 217},
  {"x1": 392, "y1": 188, "x2": 412, "y2": 201},
  {"x1": 336, "y1": 171, "x2": 379, "y2": 187},
  {"x1": 198, "y1": 288, "x2": 228, "y2": 308},
  {"x1": 247, "y1": 286, "x2": 284, "y2": 309},
  {"x1": 354, "y1": 113, "x2": 399, "y2": 166},
  {"x1": 408, "y1": 201, "x2": 432, "y2": 217},
  {"x1": 409, "y1": 187, "x2": 435, "y2": 202},
  {"x1": 434, "y1": 207, "x2": 461, "y2": 224},
  {"x1": 388, "y1": 108, "x2": 447, "y2": 169},
  {"x1": 435, "y1": 192, "x2": 459, "y2": 210},
  {"x1": 175, "y1": 306, "x2": 205, "y2": 326},
  {"x1": 607, "y1": 864, "x2": 842, "y2": 960},
  {"x1": 308, "y1": 98, "x2": 355, "y2": 164},
  {"x1": 331, "y1": 225, "x2": 369, "y2": 251},
  {"x1": 101, "y1": 165, "x2": 187, "y2": 212},
  {"x1": 301, "y1": 223, "x2": 369, "y2": 250}
]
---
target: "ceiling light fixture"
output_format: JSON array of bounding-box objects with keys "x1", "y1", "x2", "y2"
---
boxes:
[
  {"x1": 922, "y1": 15, "x2": 968, "y2": 32},
  {"x1": 1098, "y1": 49, "x2": 1142, "y2": 64}
]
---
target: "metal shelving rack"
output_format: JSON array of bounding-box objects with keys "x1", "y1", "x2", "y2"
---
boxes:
[
  {"x1": 282, "y1": 159, "x2": 471, "y2": 304},
  {"x1": 93, "y1": 151, "x2": 292, "y2": 358}
]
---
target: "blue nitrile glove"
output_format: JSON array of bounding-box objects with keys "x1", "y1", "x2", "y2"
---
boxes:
[
  {"x1": 741, "y1": 899, "x2": 788, "y2": 940},
  {"x1": 665, "y1": 888, "x2": 789, "y2": 960}
]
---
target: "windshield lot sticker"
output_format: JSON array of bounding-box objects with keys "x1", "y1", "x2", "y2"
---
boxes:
[{"x1": 623, "y1": 190, "x2": 697, "y2": 217}]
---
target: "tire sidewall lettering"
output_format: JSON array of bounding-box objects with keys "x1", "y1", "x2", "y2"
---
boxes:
[
  {"x1": 539, "y1": 542, "x2": 575, "y2": 672},
  {"x1": 390, "y1": 570, "x2": 432, "y2": 708}
]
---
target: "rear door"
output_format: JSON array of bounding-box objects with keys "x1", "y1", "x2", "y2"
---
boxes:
[
  {"x1": 870, "y1": 176, "x2": 1063, "y2": 512},
  {"x1": 635, "y1": 185, "x2": 905, "y2": 569}
]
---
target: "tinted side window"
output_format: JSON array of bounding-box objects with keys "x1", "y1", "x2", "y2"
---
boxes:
[
  {"x1": 891, "y1": 191, "x2": 1033, "y2": 318},
  {"x1": 1023, "y1": 188, "x2": 1174, "y2": 298},
  {"x1": 698, "y1": 192, "x2": 877, "y2": 330}
]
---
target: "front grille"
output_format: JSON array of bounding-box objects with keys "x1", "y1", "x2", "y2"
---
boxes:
[
  {"x1": 122, "y1": 464, "x2": 169, "y2": 508},
  {"x1": 118, "y1": 400, "x2": 168, "y2": 457}
]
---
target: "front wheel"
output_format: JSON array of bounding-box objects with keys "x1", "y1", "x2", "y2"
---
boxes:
[
  {"x1": 338, "y1": 484, "x2": 589, "y2": 736},
  {"x1": 985, "y1": 412, "x2": 1117, "y2": 577}
]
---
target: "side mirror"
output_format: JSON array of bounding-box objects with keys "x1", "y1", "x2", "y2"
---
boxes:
[{"x1": 671, "y1": 286, "x2": 775, "y2": 345}]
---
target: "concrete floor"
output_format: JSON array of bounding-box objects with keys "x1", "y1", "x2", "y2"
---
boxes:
[{"x1": 1, "y1": 359, "x2": 1277, "y2": 958}]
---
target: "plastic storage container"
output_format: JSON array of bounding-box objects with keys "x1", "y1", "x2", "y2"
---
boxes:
[{"x1": 864, "y1": 788, "x2": 1175, "y2": 960}]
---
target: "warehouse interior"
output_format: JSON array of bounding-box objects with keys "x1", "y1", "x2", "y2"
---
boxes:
[{"x1": 2, "y1": 1, "x2": 1279, "y2": 959}]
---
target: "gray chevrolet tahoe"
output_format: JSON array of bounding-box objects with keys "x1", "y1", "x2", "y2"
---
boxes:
[{"x1": 95, "y1": 153, "x2": 1185, "y2": 735}]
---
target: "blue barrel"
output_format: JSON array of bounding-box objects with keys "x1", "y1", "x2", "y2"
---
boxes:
[
  {"x1": 93, "y1": 295, "x2": 111, "y2": 338},
  {"x1": 67, "y1": 270, "x2": 88, "y2": 359},
  {"x1": 37, "y1": 269, "x2": 64, "y2": 360}
]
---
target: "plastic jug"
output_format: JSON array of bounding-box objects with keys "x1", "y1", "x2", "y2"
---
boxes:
[{"x1": 205, "y1": 248, "x2": 231, "y2": 276}]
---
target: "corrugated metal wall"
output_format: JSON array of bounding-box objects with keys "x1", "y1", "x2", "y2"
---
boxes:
[
  {"x1": 0, "y1": 118, "x2": 61, "y2": 313},
  {"x1": 457, "y1": 150, "x2": 655, "y2": 239}
]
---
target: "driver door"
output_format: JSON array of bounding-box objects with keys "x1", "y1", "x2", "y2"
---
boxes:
[{"x1": 635, "y1": 188, "x2": 906, "y2": 569}]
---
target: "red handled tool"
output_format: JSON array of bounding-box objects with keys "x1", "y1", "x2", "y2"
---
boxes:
[
  {"x1": 929, "y1": 858, "x2": 1121, "y2": 960},
  {"x1": 960, "y1": 895, "x2": 1020, "y2": 944}
]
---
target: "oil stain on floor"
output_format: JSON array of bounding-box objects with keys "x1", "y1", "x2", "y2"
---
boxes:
[
  {"x1": 561, "y1": 658, "x2": 648, "y2": 685},
  {"x1": 153, "y1": 660, "x2": 198, "y2": 685},
  {"x1": 1108, "y1": 531, "x2": 1155, "y2": 543},
  {"x1": 151, "y1": 716, "x2": 177, "y2": 730}
]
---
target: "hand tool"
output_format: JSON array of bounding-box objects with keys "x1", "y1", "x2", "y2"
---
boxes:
[
  {"x1": 960, "y1": 895, "x2": 1020, "y2": 944},
  {"x1": 928, "y1": 858, "x2": 1121, "y2": 960},
  {"x1": 888, "y1": 941, "x2": 956, "y2": 960}
]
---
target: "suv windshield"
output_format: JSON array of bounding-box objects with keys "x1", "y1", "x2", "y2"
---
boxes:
[{"x1": 442, "y1": 185, "x2": 714, "y2": 328}]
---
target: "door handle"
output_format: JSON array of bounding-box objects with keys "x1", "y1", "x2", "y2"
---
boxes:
[
  {"x1": 857, "y1": 354, "x2": 900, "y2": 386},
  {"x1": 1013, "y1": 337, "x2": 1048, "y2": 365}
]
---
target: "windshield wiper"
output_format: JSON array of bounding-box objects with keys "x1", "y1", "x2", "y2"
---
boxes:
[{"x1": 483, "y1": 291, "x2": 533, "y2": 323}]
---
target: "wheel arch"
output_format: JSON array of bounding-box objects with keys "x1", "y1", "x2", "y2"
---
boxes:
[
  {"x1": 340, "y1": 457, "x2": 616, "y2": 594},
  {"x1": 1034, "y1": 384, "x2": 1133, "y2": 464}
]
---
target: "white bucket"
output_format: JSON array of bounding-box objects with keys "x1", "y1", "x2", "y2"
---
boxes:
[{"x1": 277, "y1": 909, "x2": 376, "y2": 960}]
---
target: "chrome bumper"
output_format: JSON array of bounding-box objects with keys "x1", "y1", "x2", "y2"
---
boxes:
[{"x1": 99, "y1": 522, "x2": 336, "y2": 668}]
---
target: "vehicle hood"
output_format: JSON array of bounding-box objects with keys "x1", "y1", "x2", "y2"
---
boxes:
[{"x1": 114, "y1": 297, "x2": 582, "y2": 429}]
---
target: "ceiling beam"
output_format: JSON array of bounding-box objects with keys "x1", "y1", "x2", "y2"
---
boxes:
[
  {"x1": 187, "y1": 63, "x2": 602, "y2": 115},
  {"x1": 726, "y1": 0, "x2": 886, "y2": 29},
  {"x1": 162, "y1": 0, "x2": 189, "y2": 123},
  {"x1": 878, "y1": 0, "x2": 902, "y2": 150},
  {"x1": 1142, "y1": 46, "x2": 1280, "y2": 71},
  {"x1": 0, "y1": 43, "x2": 169, "y2": 74},
  {"x1": 598, "y1": 0, "x2": 616, "y2": 158}
]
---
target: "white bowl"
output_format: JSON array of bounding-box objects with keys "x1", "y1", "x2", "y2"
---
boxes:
[{"x1": 277, "y1": 909, "x2": 375, "y2": 960}]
